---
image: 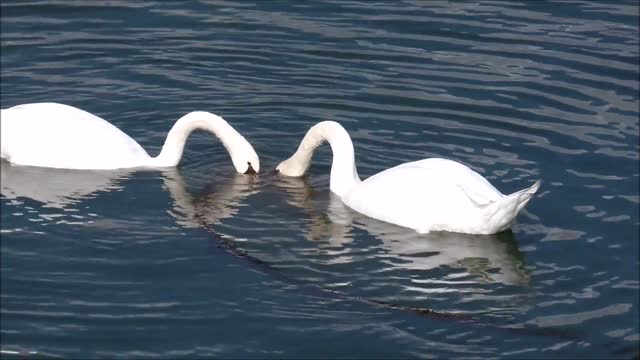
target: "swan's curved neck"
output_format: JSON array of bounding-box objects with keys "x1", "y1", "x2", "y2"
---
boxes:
[
  {"x1": 150, "y1": 111, "x2": 242, "y2": 167},
  {"x1": 286, "y1": 121, "x2": 361, "y2": 197}
]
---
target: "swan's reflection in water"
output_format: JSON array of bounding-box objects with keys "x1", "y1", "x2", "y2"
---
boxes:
[
  {"x1": 1, "y1": 160, "x2": 132, "y2": 209},
  {"x1": 161, "y1": 169, "x2": 259, "y2": 229},
  {"x1": 0, "y1": 161, "x2": 257, "y2": 240},
  {"x1": 164, "y1": 171, "x2": 530, "y2": 289},
  {"x1": 275, "y1": 175, "x2": 530, "y2": 287},
  {"x1": 2, "y1": 159, "x2": 529, "y2": 290},
  {"x1": 1, "y1": 159, "x2": 257, "y2": 218},
  {"x1": 2, "y1": 161, "x2": 531, "y2": 321}
]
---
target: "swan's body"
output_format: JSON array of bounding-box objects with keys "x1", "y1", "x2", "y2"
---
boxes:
[
  {"x1": 0, "y1": 102, "x2": 259, "y2": 173},
  {"x1": 276, "y1": 121, "x2": 540, "y2": 235}
]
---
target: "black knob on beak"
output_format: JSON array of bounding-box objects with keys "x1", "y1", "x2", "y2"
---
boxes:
[{"x1": 244, "y1": 161, "x2": 256, "y2": 174}]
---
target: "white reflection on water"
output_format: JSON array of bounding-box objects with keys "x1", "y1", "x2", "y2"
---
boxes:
[
  {"x1": 161, "y1": 169, "x2": 259, "y2": 229},
  {"x1": 1, "y1": 160, "x2": 529, "y2": 287},
  {"x1": 1, "y1": 160, "x2": 131, "y2": 209},
  {"x1": 0, "y1": 159, "x2": 260, "y2": 235}
]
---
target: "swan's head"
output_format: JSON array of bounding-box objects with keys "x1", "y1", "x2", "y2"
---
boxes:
[
  {"x1": 275, "y1": 155, "x2": 309, "y2": 177},
  {"x1": 229, "y1": 136, "x2": 260, "y2": 174}
]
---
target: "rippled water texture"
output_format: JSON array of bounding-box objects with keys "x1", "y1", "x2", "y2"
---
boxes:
[{"x1": 1, "y1": 1, "x2": 639, "y2": 358}]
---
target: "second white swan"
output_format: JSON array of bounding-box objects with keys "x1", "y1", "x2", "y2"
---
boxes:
[
  {"x1": 0, "y1": 102, "x2": 260, "y2": 173},
  {"x1": 276, "y1": 121, "x2": 540, "y2": 235}
]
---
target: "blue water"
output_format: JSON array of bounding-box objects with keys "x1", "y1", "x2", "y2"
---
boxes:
[{"x1": 1, "y1": 1, "x2": 638, "y2": 358}]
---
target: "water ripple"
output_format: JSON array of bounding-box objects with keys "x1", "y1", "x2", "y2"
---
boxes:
[{"x1": 1, "y1": 0, "x2": 638, "y2": 358}]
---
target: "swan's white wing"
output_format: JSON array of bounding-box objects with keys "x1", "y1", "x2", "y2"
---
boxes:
[
  {"x1": 341, "y1": 158, "x2": 505, "y2": 233},
  {"x1": 393, "y1": 158, "x2": 504, "y2": 205},
  {"x1": 1, "y1": 103, "x2": 149, "y2": 169}
]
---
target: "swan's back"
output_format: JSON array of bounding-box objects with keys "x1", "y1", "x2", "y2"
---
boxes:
[
  {"x1": 1, "y1": 103, "x2": 149, "y2": 169},
  {"x1": 342, "y1": 158, "x2": 508, "y2": 234},
  {"x1": 395, "y1": 158, "x2": 504, "y2": 205}
]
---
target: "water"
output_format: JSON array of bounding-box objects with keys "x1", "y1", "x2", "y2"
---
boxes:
[{"x1": 1, "y1": 1, "x2": 638, "y2": 358}]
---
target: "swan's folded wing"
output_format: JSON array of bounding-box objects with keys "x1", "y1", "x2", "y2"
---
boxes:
[
  {"x1": 341, "y1": 159, "x2": 507, "y2": 232},
  {"x1": 394, "y1": 158, "x2": 504, "y2": 205},
  {"x1": 343, "y1": 167, "x2": 469, "y2": 230}
]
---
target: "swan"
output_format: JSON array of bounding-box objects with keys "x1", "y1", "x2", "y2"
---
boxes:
[
  {"x1": 0, "y1": 102, "x2": 260, "y2": 173},
  {"x1": 276, "y1": 121, "x2": 541, "y2": 235}
]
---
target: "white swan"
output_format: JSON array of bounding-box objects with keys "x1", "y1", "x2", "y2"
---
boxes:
[
  {"x1": 276, "y1": 121, "x2": 540, "y2": 235},
  {"x1": 0, "y1": 102, "x2": 260, "y2": 173}
]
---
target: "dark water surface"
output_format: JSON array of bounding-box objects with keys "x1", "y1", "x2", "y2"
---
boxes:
[{"x1": 1, "y1": 1, "x2": 638, "y2": 358}]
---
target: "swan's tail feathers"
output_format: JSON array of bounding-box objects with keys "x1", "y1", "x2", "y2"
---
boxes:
[
  {"x1": 514, "y1": 180, "x2": 541, "y2": 213},
  {"x1": 485, "y1": 180, "x2": 541, "y2": 233}
]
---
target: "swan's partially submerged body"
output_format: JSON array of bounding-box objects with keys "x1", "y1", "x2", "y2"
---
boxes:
[
  {"x1": 2, "y1": 103, "x2": 149, "y2": 170},
  {"x1": 343, "y1": 158, "x2": 540, "y2": 234},
  {"x1": 0, "y1": 102, "x2": 260, "y2": 173},
  {"x1": 277, "y1": 121, "x2": 540, "y2": 235}
]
